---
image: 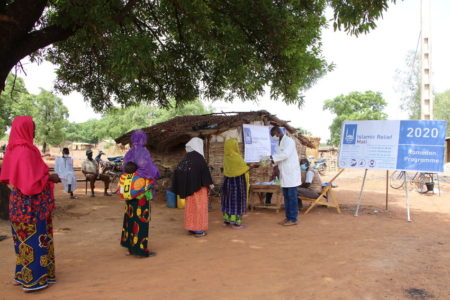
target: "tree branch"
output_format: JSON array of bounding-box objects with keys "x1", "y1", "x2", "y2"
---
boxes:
[
  {"x1": 114, "y1": 0, "x2": 141, "y2": 24},
  {"x1": 5, "y1": 0, "x2": 48, "y2": 33}
]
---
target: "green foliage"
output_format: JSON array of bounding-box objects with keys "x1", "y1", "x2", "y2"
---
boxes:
[
  {"x1": 323, "y1": 91, "x2": 388, "y2": 146},
  {"x1": 0, "y1": 75, "x2": 30, "y2": 138},
  {"x1": 0, "y1": 0, "x2": 397, "y2": 111},
  {"x1": 395, "y1": 51, "x2": 421, "y2": 119},
  {"x1": 296, "y1": 127, "x2": 312, "y2": 136},
  {"x1": 64, "y1": 99, "x2": 212, "y2": 143},
  {"x1": 32, "y1": 89, "x2": 69, "y2": 153},
  {"x1": 0, "y1": 75, "x2": 70, "y2": 151},
  {"x1": 434, "y1": 90, "x2": 450, "y2": 136}
]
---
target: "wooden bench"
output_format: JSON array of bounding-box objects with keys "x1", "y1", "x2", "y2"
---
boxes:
[{"x1": 299, "y1": 169, "x2": 344, "y2": 215}]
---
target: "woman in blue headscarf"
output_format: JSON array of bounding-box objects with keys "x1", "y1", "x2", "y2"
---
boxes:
[{"x1": 120, "y1": 130, "x2": 160, "y2": 257}]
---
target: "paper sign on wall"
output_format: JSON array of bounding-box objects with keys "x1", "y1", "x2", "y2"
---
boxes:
[{"x1": 243, "y1": 124, "x2": 285, "y2": 162}]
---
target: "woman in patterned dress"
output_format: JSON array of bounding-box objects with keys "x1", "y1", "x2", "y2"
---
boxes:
[
  {"x1": 0, "y1": 116, "x2": 60, "y2": 292},
  {"x1": 120, "y1": 130, "x2": 160, "y2": 257},
  {"x1": 172, "y1": 137, "x2": 213, "y2": 237},
  {"x1": 221, "y1": 138, "x2": 258, "y2": 229}
]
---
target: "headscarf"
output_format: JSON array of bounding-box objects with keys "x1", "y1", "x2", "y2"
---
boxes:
[
  {"x1": 185, "y1": 137, "x2": 204, "y2": 157},
  {"x1": 123, "y1": 130, "x2": 160, "y2": 180},
  {"x1": 0, "y1": 116, "x2": 49, "y2": 196},
  {"x1": 172, "y1": 138, "x2": 213, "y2": 198},
  {"x1": 223, "y1": 138, "x2": 250, "y2": 197},
  {"x1": 223, "y1": 138, "x2": 249, "y2": 177}
]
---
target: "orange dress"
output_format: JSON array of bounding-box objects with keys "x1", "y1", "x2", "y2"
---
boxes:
[{"x1": 184, "y1": 187, "x2": 208, "y2": 231}]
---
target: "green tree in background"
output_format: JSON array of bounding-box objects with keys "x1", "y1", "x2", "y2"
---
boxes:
[
  {"x1": 395, "y1": 51, "x2": 421, "y2": 119},
  {"x1": 32, "y1": 89, "x2": 69, "y2": 153},
  {"x1": 323, "y1": 91, "x2": 388, "y2": 146},
  {"x1": 1, "y1": 1, "x2": 397, "y2": 111},
  {"x1": 0, "y1": 74, "x2": 30, "y2": 138},
  {"x1": 434, "y1": 90, "x2": 450, "y2": 136},
  {"x1": 296, "y1": 127, "x2": 312, "y2": 136},
  {"x1": 64, "y1": 99, "x2": 212, "y2": 143}
]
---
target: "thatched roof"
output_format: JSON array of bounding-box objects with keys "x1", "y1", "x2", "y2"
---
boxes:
[{"x1": 115, "y1": 110, "x2": 315, "y2": 152}]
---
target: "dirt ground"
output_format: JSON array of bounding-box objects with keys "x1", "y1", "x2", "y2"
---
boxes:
[{"x1": 1, "y1": 168, "x2": 449, "y2": 300}]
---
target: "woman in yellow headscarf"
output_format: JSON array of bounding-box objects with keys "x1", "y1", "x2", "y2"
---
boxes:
[{"x1": 221, "y1": 138, "x2": 258, "y2": 229}]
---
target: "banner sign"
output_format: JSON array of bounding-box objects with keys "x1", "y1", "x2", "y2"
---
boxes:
[
  {"x1": 243, "y1": 125, "x2": 286, "y2": 162},
  {"x1": 339, "y1": 120, "x2": 447, "y2": 172}
]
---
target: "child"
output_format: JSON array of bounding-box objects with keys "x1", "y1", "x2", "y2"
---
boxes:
[{"x1": 118, "y1": 162, "x2": 154, "y2": 200}]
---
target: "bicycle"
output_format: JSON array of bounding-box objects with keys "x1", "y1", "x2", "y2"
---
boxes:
[{"x1": 389, "y1": 171, "x2": 435, "y2": 193}]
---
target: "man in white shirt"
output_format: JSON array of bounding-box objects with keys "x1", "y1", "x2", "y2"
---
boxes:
[
  {"x1": 270, "y1": 126, "x2": 301, "y2": 226},
  {"x1": 55, "y1": 147, "x2": 77, "y2": 199}
]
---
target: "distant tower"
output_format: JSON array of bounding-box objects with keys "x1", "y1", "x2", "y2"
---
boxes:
[{"x1": 420, "y1": 0, "x2": 433, "y2": 120}]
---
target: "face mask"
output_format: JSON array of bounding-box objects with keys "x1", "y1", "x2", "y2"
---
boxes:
[
  {"x1": 271, "y1": 135, "x2": 279, "y2": 142},
  {"x1": 300, "y1": 164, "x2": 307, "y2": 170},
  {"x1": 63, "y1": 154, "x2": 69, "y2": 157}
]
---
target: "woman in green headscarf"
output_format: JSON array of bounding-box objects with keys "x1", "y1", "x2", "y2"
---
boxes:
[{"x1": 221, "y1": 138, "x2": 258, "y2": 229}]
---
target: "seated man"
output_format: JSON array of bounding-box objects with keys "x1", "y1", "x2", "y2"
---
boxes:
[
  {"x1": 82, "y1": 149, "x2": 112, "y2": 197},
  {"x1": 298, "y1": 158, "x2": 323, "y2": 208},
  {"x1": 55, "y1": 147, "x2": 78, "y2": 199}
]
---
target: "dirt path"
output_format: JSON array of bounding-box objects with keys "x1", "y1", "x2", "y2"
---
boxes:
[{"x1": 1, "y1": 169, "x2": 449, "y2": 300}]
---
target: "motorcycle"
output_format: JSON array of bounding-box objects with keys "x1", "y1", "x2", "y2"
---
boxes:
[
  {"x1": 95, "y1": 151, "x2": 124, "y2": 193},
  {"x1": 312, "y1": 158, "x2": 327, "y2": 176}
]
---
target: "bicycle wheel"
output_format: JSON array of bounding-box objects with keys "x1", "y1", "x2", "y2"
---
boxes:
[
  {"x1": 109, "y1": 173, "x2": 120, "y2": 194},
  {"x1": 413, "y1": 173, "x2": 428, "y2": 194},
  {"x1": 390, "y1": 171, "x2": 405, "y2": 189},
  {"x1": 318, "y1": 164, "x2": 326, "y2": 176}
]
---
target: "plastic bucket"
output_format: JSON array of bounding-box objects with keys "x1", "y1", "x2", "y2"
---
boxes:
[
  {"x1": 177, "y1": 196, "x2": 186, "y2": 209},
  {"x1": 166, "y1": 190, "x2": 177, "y2": 208},
  {"x1": 425, "y1": 182, "x2": 434, "y2": 192}
]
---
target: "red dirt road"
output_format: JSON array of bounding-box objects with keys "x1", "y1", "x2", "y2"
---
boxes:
[{"x1": 1, "y1": 169, "x2": 449, "y2": 300}]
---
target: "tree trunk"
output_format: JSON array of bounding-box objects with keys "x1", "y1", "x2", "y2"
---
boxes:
[
  {"x1": 0, "y1": 183, "x2": 10, "y2": 220},
  {"x1": 42, "y1": 141, "x2": 47, "y2": 154},
  {"x1": 0, "y1": 0, "x2": 74, "y2": 93}
]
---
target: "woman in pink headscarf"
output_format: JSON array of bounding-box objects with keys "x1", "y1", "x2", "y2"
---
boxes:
[{"x1": 0, "y1": 116, "x2": 60, "y2": 292}]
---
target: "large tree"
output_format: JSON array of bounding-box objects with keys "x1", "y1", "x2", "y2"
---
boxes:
[
  {"x1": 434, "y1": 90, "x2": 450, "y2": 136},
  {"x1": 0, "y1": 0, "x2": 397, "y2": 111},
  {"x1": 32, "y1": 89, "x2": 69, "y2": 153},
  {"x1": 65, "y1": 99, "x2": 212, "y2": 143},
  {"x1": 323, "y1": 91, "x2": 388, "y2": 146},
  {"x1": 394, "y1": 51, "x2": 421, "y2": 119},
  {"x1": 0, "y1": 74, "x2": 29, "y2": 137}
]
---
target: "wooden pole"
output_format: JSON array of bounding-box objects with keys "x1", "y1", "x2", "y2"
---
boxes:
[
  {"x1": 354, "y1": 169, "x2": 368, "y2": 217},
  {"x1": 386, "y1": 170, "x2": 389, "y2": 210}
]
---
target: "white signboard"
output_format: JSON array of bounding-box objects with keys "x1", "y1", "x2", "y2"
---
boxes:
[
  {"x1": 339, "y1": 120, "x2": 447, "y2": 172},
  {"x1": 243, "y1": 124, "x2": 271, "y2": 162}
]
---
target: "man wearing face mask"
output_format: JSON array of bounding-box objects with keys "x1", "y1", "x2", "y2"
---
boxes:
[
  {"x1": 269, "y1": 126, "x2": 301, "y2": 226},
  {"x1": 298, "y1": 158, "x2": 323, "y2": 208},
  {"x1": 55, "y1": 147, "x2": 78, "y2": 199}
]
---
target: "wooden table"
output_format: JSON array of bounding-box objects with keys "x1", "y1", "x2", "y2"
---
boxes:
[{"x1": 249, "y1": 184, "x2": 283, "y2": 213}]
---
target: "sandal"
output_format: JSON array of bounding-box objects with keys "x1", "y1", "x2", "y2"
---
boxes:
[
  {"x1": 12, "y1": 280, "x2": 21, "y2": 286},
  {"x1": 282, "y1": 221, "x2": 298, "y2": 226},
  {"x1": 194, "y1": 232, "x2": 207, "y2": 238},
  {"x1": 278, "y1": 219, "x2": 288, "y2": 225},
  {"x1": 231, "y1": 224, "x2": 247, "y2": 230}
]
